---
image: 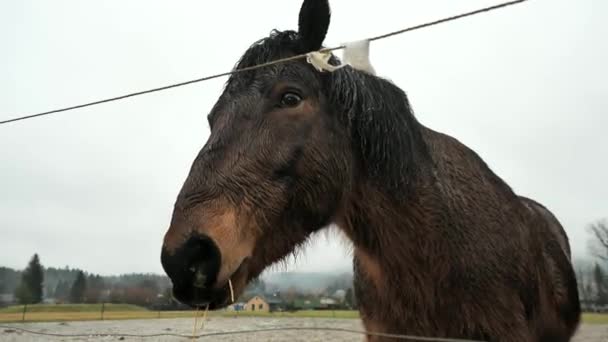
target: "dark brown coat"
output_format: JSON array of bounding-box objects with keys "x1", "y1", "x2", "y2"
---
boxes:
[{"x1": 160, "y1": 1, "x2": 581, "y2": 341}]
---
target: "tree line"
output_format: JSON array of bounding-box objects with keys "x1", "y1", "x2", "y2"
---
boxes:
[
  {"x1": 1, "y1": 254, "x2": 172, "y2": 308},
  {"x1": 1, "y1": 254, "x2": 356, "y2": 310}
]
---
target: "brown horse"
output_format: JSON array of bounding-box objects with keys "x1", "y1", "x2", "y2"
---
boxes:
[{"x1": 160, "y1": 0, "x2": 581, "y2": 340}]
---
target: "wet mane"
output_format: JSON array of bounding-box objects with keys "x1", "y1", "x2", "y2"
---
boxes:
[{"x1": 326, "y1": 67, "x2": 430, "y2": 199}]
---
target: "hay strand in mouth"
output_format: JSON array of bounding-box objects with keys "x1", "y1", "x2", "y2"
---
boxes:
[{"x1": 228, "y1": 279, "x2": 235, "y2": 303}]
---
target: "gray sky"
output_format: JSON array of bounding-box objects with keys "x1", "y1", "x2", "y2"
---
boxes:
[{"x1": 1, "y1": 0, "x2": 606, "y2": 276}]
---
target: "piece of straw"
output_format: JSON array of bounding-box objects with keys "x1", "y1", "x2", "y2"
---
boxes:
[
  {"x1": 228, "y1": 279, "x2": 235, "y2": 303},
  {"x1": 191, "y1": 307, "x2": 200, "y2": 340},
  {"x1": 199, "y1": 304, "x2": 209, "y2": 330}
]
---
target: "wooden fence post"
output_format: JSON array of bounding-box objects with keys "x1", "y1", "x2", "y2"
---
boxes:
[
  {"x1": 101, "y1": 302, "x2": 105, "y2": 320},
  {"x1": 21, "y1": 304, "x2": 27, "y2": 322}
]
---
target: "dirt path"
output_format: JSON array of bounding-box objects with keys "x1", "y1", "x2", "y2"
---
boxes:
[{"x1": 1, "y1": 317, "x2": 606, "y2": 341}]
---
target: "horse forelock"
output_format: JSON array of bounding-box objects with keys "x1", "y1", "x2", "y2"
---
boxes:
[{"x1": 224, "y1": 30, "x2": 301, "y2": 90}]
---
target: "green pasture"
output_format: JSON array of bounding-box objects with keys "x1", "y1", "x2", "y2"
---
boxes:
[{"x1": 0, "y1": 304, "x2": 605, "y2": 325}]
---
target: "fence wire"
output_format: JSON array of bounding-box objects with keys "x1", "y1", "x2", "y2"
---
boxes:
[
  {"x1": 0, "y1": 1, "x2": 530, "y2": 339},
  {"x1": 0, "y1": 0, "x2": 528, "y2": 126}
]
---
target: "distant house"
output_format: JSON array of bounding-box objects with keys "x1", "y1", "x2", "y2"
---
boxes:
[{"x1": 245, "y1": 296, "x2": 269, "y2": 312}]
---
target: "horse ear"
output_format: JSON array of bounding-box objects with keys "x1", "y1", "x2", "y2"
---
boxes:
[{"x1": 298, "y1": 0, "x2": 331, "y2": 52}]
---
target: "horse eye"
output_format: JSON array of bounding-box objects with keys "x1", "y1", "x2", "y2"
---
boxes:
[{"x1": 280, "y1": 92, "x2": 302, "y2": 108}]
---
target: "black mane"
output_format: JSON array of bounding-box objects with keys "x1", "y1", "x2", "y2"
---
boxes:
[
  {"x1": 326, "y1": 67, "x2": 430, "y2": 198},
  {"x1": 226, "y1": 29, "x2": 431, "y2": 199}
]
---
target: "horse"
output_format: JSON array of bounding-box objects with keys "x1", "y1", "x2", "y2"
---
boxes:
[{"x1": 160, "y1": 0, "x2": 581, "y2": 340}]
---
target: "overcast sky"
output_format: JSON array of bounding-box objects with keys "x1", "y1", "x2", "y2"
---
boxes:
[{"x1": 1, "y1": 0, "x2": 606, "y2": 276}]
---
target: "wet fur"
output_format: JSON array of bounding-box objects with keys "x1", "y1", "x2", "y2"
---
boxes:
[
  {"x1": 345, "y1": 127, "x2": 581, "y2": 341},
  {"x1": 221, "y1": 29, "x2": 581, "y2": 339}
]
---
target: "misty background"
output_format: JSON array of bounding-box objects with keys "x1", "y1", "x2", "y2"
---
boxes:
[{"x1": 1, "y1": 0, "x2": 606, "y2": 278}]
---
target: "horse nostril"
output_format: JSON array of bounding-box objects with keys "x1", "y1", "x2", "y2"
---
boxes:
[{"x1": 161, "y1": 233, "x2": 222, "y2": 293}]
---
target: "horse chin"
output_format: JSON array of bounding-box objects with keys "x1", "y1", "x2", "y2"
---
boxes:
[{"x1": 186, "y1": 288, "x2": 228, "y2": 310}]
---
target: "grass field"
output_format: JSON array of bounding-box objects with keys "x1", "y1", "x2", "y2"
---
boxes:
[
  {"x1": 0, "y1": 304, "x2": 605, "y2": 325},
  {"x1": 0, "y1": 304, "x2": 359, "y2": 323},
  {"x1": 581, "y1": 313, "x2": 608, "y2": 325},
  {"x1": 0, "y1": 303, "x2": 144, "y2": 313}
]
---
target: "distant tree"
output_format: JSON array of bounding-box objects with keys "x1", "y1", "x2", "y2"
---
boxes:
[
  {"x1": 83, "y1": 274, "x2": 106, "y2": 303},
  {"x1": 15, "y1": 254, "x2": 44, "y2": 304},
  {"x1": 163, "y1": 287, "x2": 172, "y2": 299},
  {"x1": 89, "y1": 275, "x2": 105, "y2": 289},
  {"x1": 588, "y1": 219, "x2": 608, "y2": 261},
  {"x1": 15, "y1": 283, "x2": 32, "y2": 304},
  {"x1": 69, "y1": 271, "x2": 87, "y2": 303},
  {"x1": 53, "y1": 281, "x2": 62, "y2": 300},
  {"x1": 594, "y1": 263, "x2": 608, "y2": 305},
  {"x1": 54, "y1": 280, "x2": 72, "y2": 302},
  {"x1": 45, "y1": 283, "x2": 55, "y2": 298},
  {"x1": 346, "y1": 287, "x2": 358, "y2": 309},
  {"x1": 0, "y1": 267, "x2": 21, "y2": 296},
  {"x1": 344, "y1": 288, "x2": 353, "y2": 307},
  {"x1": 124, "y1": 286, "x2": 157, "y2": 307},
  {"x1": 108, "y1": 286, "x2": 125, "y2": 304},
  {"x1": 138, "y1": 279, "x2": 159, "y2": 293},
  {"x1": 576, "y1": 265, "x2": 592, "y2": 302}
]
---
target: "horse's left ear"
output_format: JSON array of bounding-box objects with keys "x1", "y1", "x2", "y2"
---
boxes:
[{"x1": 298, "y1": 0, "x2": 331, "y2": 52}]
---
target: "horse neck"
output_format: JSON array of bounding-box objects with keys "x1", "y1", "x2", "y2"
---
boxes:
[{"x1": 336, "y1": 165, "x2": 449, "y2": 283}]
